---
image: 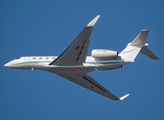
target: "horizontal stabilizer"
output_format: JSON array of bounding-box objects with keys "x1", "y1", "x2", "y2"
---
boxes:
[
  {"x1": 119, "y1": 94, "x2": 130, "y2": 100},
  {"x1": 140, "y1": 46, "x2": 159, "y2": 59},
  {"x1": 119, "y1": 29, "x2": 159, "y2": 61}
]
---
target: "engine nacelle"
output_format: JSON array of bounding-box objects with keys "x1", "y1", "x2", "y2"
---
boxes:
[{"x1": 91, "y1": 49, "x2": 118, "y2": 59}]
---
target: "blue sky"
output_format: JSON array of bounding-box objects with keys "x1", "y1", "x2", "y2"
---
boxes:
[{"x1": 1, "y1": 0, "x2": 164, "y2": 120}]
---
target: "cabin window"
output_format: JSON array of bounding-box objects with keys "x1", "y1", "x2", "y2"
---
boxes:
[
  {"x1": 52, "y1": 57, "x2": 55, "y2": 59},
  {"x1": 39, "y1": 57, "x2": 42, "y2": 59},
  {"x1": 33, "y1": 57, "x2": 36, "y2": 59},
  {"x1": 46, "y1": 57, "x2": 49, "y2": 59}
]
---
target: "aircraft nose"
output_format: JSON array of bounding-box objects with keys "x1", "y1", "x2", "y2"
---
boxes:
[{"x1": 4, "y1": 62, "x2": 10, "y2": 67}]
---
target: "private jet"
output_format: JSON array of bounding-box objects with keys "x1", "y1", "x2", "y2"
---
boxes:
[{"x1": 4, "y1": 15, "x2": 159, "y2": 100}]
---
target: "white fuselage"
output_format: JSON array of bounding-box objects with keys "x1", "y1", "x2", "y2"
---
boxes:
[
  {"x1": 4, "y1": 56, "x2": 130, "y2": 74},
  {"x1": 3, "y1": 15, "x2": 158, "y2": 101}
]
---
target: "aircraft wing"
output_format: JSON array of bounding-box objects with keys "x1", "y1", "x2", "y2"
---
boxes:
[
  {"x1": 53, "y1": 72, "x2": 129, "y2": 100},
  {"x1": 49, "y1": 15, "x2": 100, "y2": 65}
]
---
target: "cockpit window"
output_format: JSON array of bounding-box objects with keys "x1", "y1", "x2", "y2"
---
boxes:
[{"x1": 15, "y1": 57, "x2": 21, "y2": 59}]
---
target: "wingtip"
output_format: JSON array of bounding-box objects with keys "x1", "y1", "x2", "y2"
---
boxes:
[
  {"x1": 142, "y1": 29, "x2": 149, "y2": 31},
  {"x1": 119, "y1": 94, "x2": 130, "y2": 100},
  {"x1": 142, "y1": 29, "x2": 149, "y2": 33},
  {"x1": 87, "y1": 15, "x2": 100, "y2": 27}
]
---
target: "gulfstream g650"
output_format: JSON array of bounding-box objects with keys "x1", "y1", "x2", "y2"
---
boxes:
[{"x1": 4, "y1": 15, "x2": 159, "y2": 100}]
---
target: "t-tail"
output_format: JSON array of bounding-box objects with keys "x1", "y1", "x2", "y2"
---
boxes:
[{"x1": 119, "y1": 30, "x2": 159, "y2": 62}]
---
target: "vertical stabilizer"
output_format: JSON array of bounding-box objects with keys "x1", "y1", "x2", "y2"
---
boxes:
[
  {"x1": 119, "y1": 30, "x2": 158, "y2": 61},
  {"x1": 130, "y1": 29, "x2": 149, "y2": 46}
]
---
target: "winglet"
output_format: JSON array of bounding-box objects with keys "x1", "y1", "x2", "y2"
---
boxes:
[
  {"x1": 87, "y1": 15, "x2": 100, "y2": 27},
  {"x1": 119, "y1": 94, "x2": 130, "y2": 100}
]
